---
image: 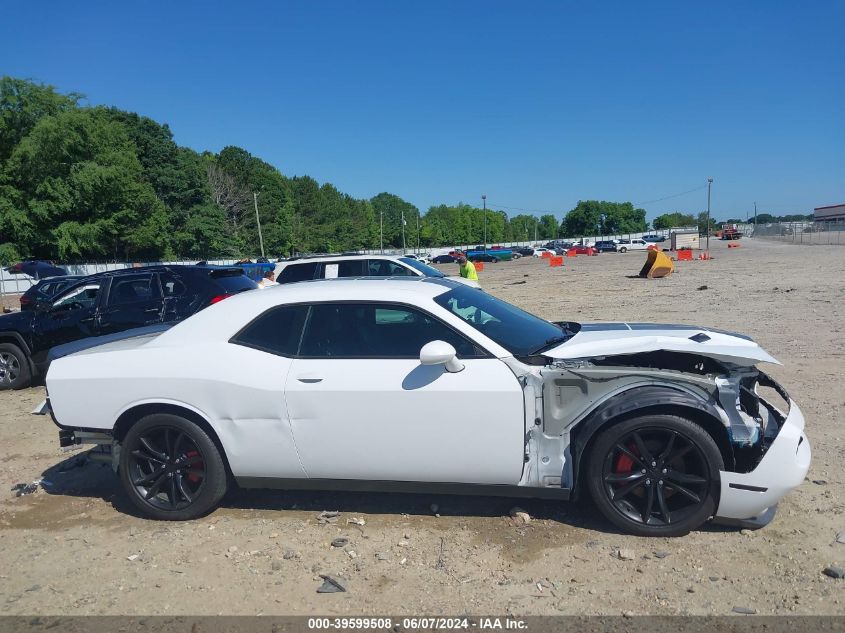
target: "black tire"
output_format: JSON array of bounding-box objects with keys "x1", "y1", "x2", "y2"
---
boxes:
[
  {"x1": 0, "y1": 343, "x2": 31, "y2": 390},
  {"x1": 619, "y1": 247, "x2": 627, "y2": 253},
  {"x1": 119, "y1": 413, "x2": 228, "y2": 520},
  {"x1": 586, "y1": 414, "x2": 723, "y2": 537}
]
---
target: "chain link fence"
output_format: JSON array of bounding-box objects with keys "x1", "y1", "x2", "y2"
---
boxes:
[{"x1": 753, "y1": 218, "x2": 845, "y2": 245}]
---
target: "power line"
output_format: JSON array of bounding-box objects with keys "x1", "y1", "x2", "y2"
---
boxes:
[
  {"x1": 487, "y1": 183, "x2": 710, "y2": 216},
  {"x1": 635, "y1": 184, "x2": 708, "y2": 206},
  {"x1": 486, "y1": 202, "x2": 555, "y2": 215}
]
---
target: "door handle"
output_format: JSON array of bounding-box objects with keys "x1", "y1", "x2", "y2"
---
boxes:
[
  {"x1": 143, "y1": 307, "x2": 161, "y2": 313},
  {"x1": 296, "y1": 374, "x2": 323, "y2": 383},
  {"x1": 80, "y1": 317, "x2": 94, "y2": 323}
]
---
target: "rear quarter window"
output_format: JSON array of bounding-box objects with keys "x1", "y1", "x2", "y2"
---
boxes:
[{"x1": 231, "y1": 305, "x2": 309, "y2": 356}]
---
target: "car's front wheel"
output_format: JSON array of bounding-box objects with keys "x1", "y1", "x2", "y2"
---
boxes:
[
  {"x1": 119, "y1": 413, "x2": 228, "y2": 520},
  {"x1": 586, "y1": 414, "x2": 723, "y2": 537},
  {"x1": 619, "y1": 247, "x2": 628, "y2": 253}
]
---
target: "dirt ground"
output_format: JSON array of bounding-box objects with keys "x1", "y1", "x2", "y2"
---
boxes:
[{"x1": 0, "y1": 238, "x2": 842, "y2": 616}]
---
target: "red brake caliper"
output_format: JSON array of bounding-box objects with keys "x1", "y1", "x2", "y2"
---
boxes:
[
  {"x1": 185, "y1": 450, "x2": 203, "y2": 483},
  {"x1": 615, "y1": 443, "x2": 639, "y2": 474}
]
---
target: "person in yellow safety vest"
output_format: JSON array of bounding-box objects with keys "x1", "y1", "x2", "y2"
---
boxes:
[{"x1": 454, "y1": 251, "x2": 479, "y2": 281}]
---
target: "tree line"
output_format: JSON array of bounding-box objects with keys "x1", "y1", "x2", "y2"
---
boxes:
[
  {"x1": 5, "y1": 77, "x2": 758, "y2": 264},
  {"x1": 651, "y1": 211, "x2": 813, "y2": 236}
]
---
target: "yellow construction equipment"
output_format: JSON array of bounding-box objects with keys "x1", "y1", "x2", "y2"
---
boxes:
[{"x1": 639, "y1": 249, "x2": 674, "y2": 279}]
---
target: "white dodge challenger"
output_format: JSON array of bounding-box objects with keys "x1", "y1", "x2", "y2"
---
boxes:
[{"x1": 37, "y1": 277, "x2": 810, "y2": 536}]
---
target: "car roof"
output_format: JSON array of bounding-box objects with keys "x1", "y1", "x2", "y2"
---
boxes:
[
  {"x1": 151, "y1": 277, "x2": 466, "y2": 346},
  {"x1": 71, "y1": 264, "x2": 243, "y2": 283},
  {"x1": 279, "y1": 254, "x2": 409, "y2": 264}
]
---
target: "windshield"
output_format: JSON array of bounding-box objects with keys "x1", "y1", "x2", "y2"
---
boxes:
[
  {"x1": 433, "y1": 285, "x2": 568, "y2": 356},
  {"x1": 399, "y1": 257, "x2": 445, "y2": 278}
]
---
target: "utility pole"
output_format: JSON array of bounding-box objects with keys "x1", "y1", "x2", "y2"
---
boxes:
[
  {"x1": 380, "y1": 209, "x2": 384, "y2": 254},
  {"x1": 754, "y1": 201, "x2": 758, "y2": 227},
  {"x1": 534, "y1": 217, "x2": 538, "y2": 243},
  {"x1": 253, "y1": 192, "x2": 265, "y2": 258},
  {"x1": 416, "y1": 211, "x2": 420, "y2": 254},
  {"x1": 481, "y1": 194, "x2": 487, "y2": 249},
  {"x1": 706, "y1": 178, "x2": 713, "y2": 252},
  {"x1": 401, "y1": 210, "x2": 406, "y2": 254}
]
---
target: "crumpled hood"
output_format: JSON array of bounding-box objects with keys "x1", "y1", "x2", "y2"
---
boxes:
[{"x1": 545, "y1": 322, "x2": 780, "y2": 366}]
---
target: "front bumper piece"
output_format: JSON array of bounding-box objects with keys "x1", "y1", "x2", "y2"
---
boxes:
[{"x1": 714, "y1": 398, "x2": 811, "y2": 525}]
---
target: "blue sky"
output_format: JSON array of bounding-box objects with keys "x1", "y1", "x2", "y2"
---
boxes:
[{"x1": 2, "y1": 1, "x2": 843, "y2": 222}]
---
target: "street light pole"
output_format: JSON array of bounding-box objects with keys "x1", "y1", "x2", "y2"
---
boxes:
[
  {"x1": 481, "y1": 194, "x2": 487, "y2": 249},
  {"x1": 706, "y1": 178, "x2": 713, "y2": 251},
  {"x1": 253, "y1": 192, "x2": 265, "y2": 258}
]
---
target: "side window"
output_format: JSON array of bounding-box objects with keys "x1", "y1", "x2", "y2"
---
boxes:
[
  {"x1": 299, "y1": 303, "x2": 486, "y2": 358},
  {"x1": 367, "y1": 260, "x2": 413, "y2": 277},
  {"x1": 278, "y1": 262, "x2": 319, "y2": 284},
  {"x1": 159, "y1": 273, "x2": 187, "y2": 297},
  {"x1": 231, "y1": 305, "x2": 308, "y2": 357},
  {"x1": 107, "y1": 274, "x2": 160, "y2": 306},
  {"x1": 52, "y1": 283, "x2": 101, "y2": 309},
  {"x1": 337, "y1": 260, "x2": 365, "y2": 277}
]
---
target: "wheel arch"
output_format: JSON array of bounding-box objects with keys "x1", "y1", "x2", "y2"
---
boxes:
[
  {"x1": 113, "y1": 402, "x2": 233, "y2": 477},
  {"x1": 569, "y1": 385, "x2": 733, "y2": 497}
]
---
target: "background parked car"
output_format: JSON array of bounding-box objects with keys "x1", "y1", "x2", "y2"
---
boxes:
[
  {"x1": 643, "y1": 234, "x2": 667, "y2": 243},
  {"x1": 594, "y1": 240, "x2": 618, "y2": 253},
  {"x1": 0, "y1": 265, "x2": 257, "y2": 390},
  {"x1": 532, "y1": 248, "x2": 554, "y2": 257},
  {"x1": 513, "y1": 246, "x2": 535, "y2": 257},
  {"x1": 18, "y1": 275, "x2": 84, "y2": 310},
  {"x1": 273, "y1": 254, "x2": 479, "y2": 287},
  {"x1": 616, "y1": 238, "x2": 649, "y2": 253},
  {"x1": 431, "y1": 254, "x2": 456, "y2": 264},
  {"x1": 571, "y1": 245, "x2": 598, "y2": 255},
  {"x1": 467, "y1": 252, "x2": 499, "y2": 263}
]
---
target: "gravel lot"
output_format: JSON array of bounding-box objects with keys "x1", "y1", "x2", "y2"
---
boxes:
[{"x1": 0, "y1": 238, "x2": 842, "y2": 615}]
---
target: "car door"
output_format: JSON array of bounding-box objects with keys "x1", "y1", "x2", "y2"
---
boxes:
[
  {"x1": 97, "y1": 273, "x2": 164, "y2": 336},
  {"x1": 30, "y1": 280, "x2": 104, "y2": 366},
  {"x1": 284, "y1": 302, "x2": 526, "y2": 484}
]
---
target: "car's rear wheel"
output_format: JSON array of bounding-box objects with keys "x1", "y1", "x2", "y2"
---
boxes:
[
  {"x1": 586, "y1": 414, "x2": 723, "y2": 537},
  {"x1": 619, "y1": 247, "x2": 628, "y2": 253},
  {"x1": 119, "y1": 414, "x2": 228, "y2": 520},
  {"x1": 0, "y1": 343, "x2": 31, "y2": 390}
]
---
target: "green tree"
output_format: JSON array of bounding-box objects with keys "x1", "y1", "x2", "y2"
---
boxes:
[
  {"x1": 2, "y1": 108, "x2": 170, "y2": 260},
  {"x1": 370, "y1": 192, "x2": 419, "y2": 249},
  {"x1": 652, "y1": 212, "x2": 697, "y2": 230},
  {"x1": 562, "y1": 201, "x2": 647, "y2": 237},
  {"x1": 539, "y1": 214, "x2": 558, "y2": 239},
  {"x1": 0, "y1": 76, "x2": 81, "y2": 164},
  {"x1": 697, "y1": 212, "x2": 717, "y2": 236}
]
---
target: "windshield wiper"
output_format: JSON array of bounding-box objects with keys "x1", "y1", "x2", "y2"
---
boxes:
[{"x1": 530, "y1": 334, "x2": 572, "y2": 355}]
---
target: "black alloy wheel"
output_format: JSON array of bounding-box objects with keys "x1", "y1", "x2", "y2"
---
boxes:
[
  {"x1": 0, "y1": 343, "x2": 31, "y2": 390},
  {"x1": 120, "y1": 414, "x2": 228, "y2": 520},
  {"x1": 587, "y1": 415, "x2": 723, "y2": 537}
]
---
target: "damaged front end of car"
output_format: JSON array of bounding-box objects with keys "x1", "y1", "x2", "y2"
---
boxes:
[{"x1": 506, "y1": 345, "x2": 810, "y2": 529}]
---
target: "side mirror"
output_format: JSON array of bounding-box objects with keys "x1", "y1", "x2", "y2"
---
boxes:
[{"x1": 419, "y1": 340, "x2": 464, "y2": 373}]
